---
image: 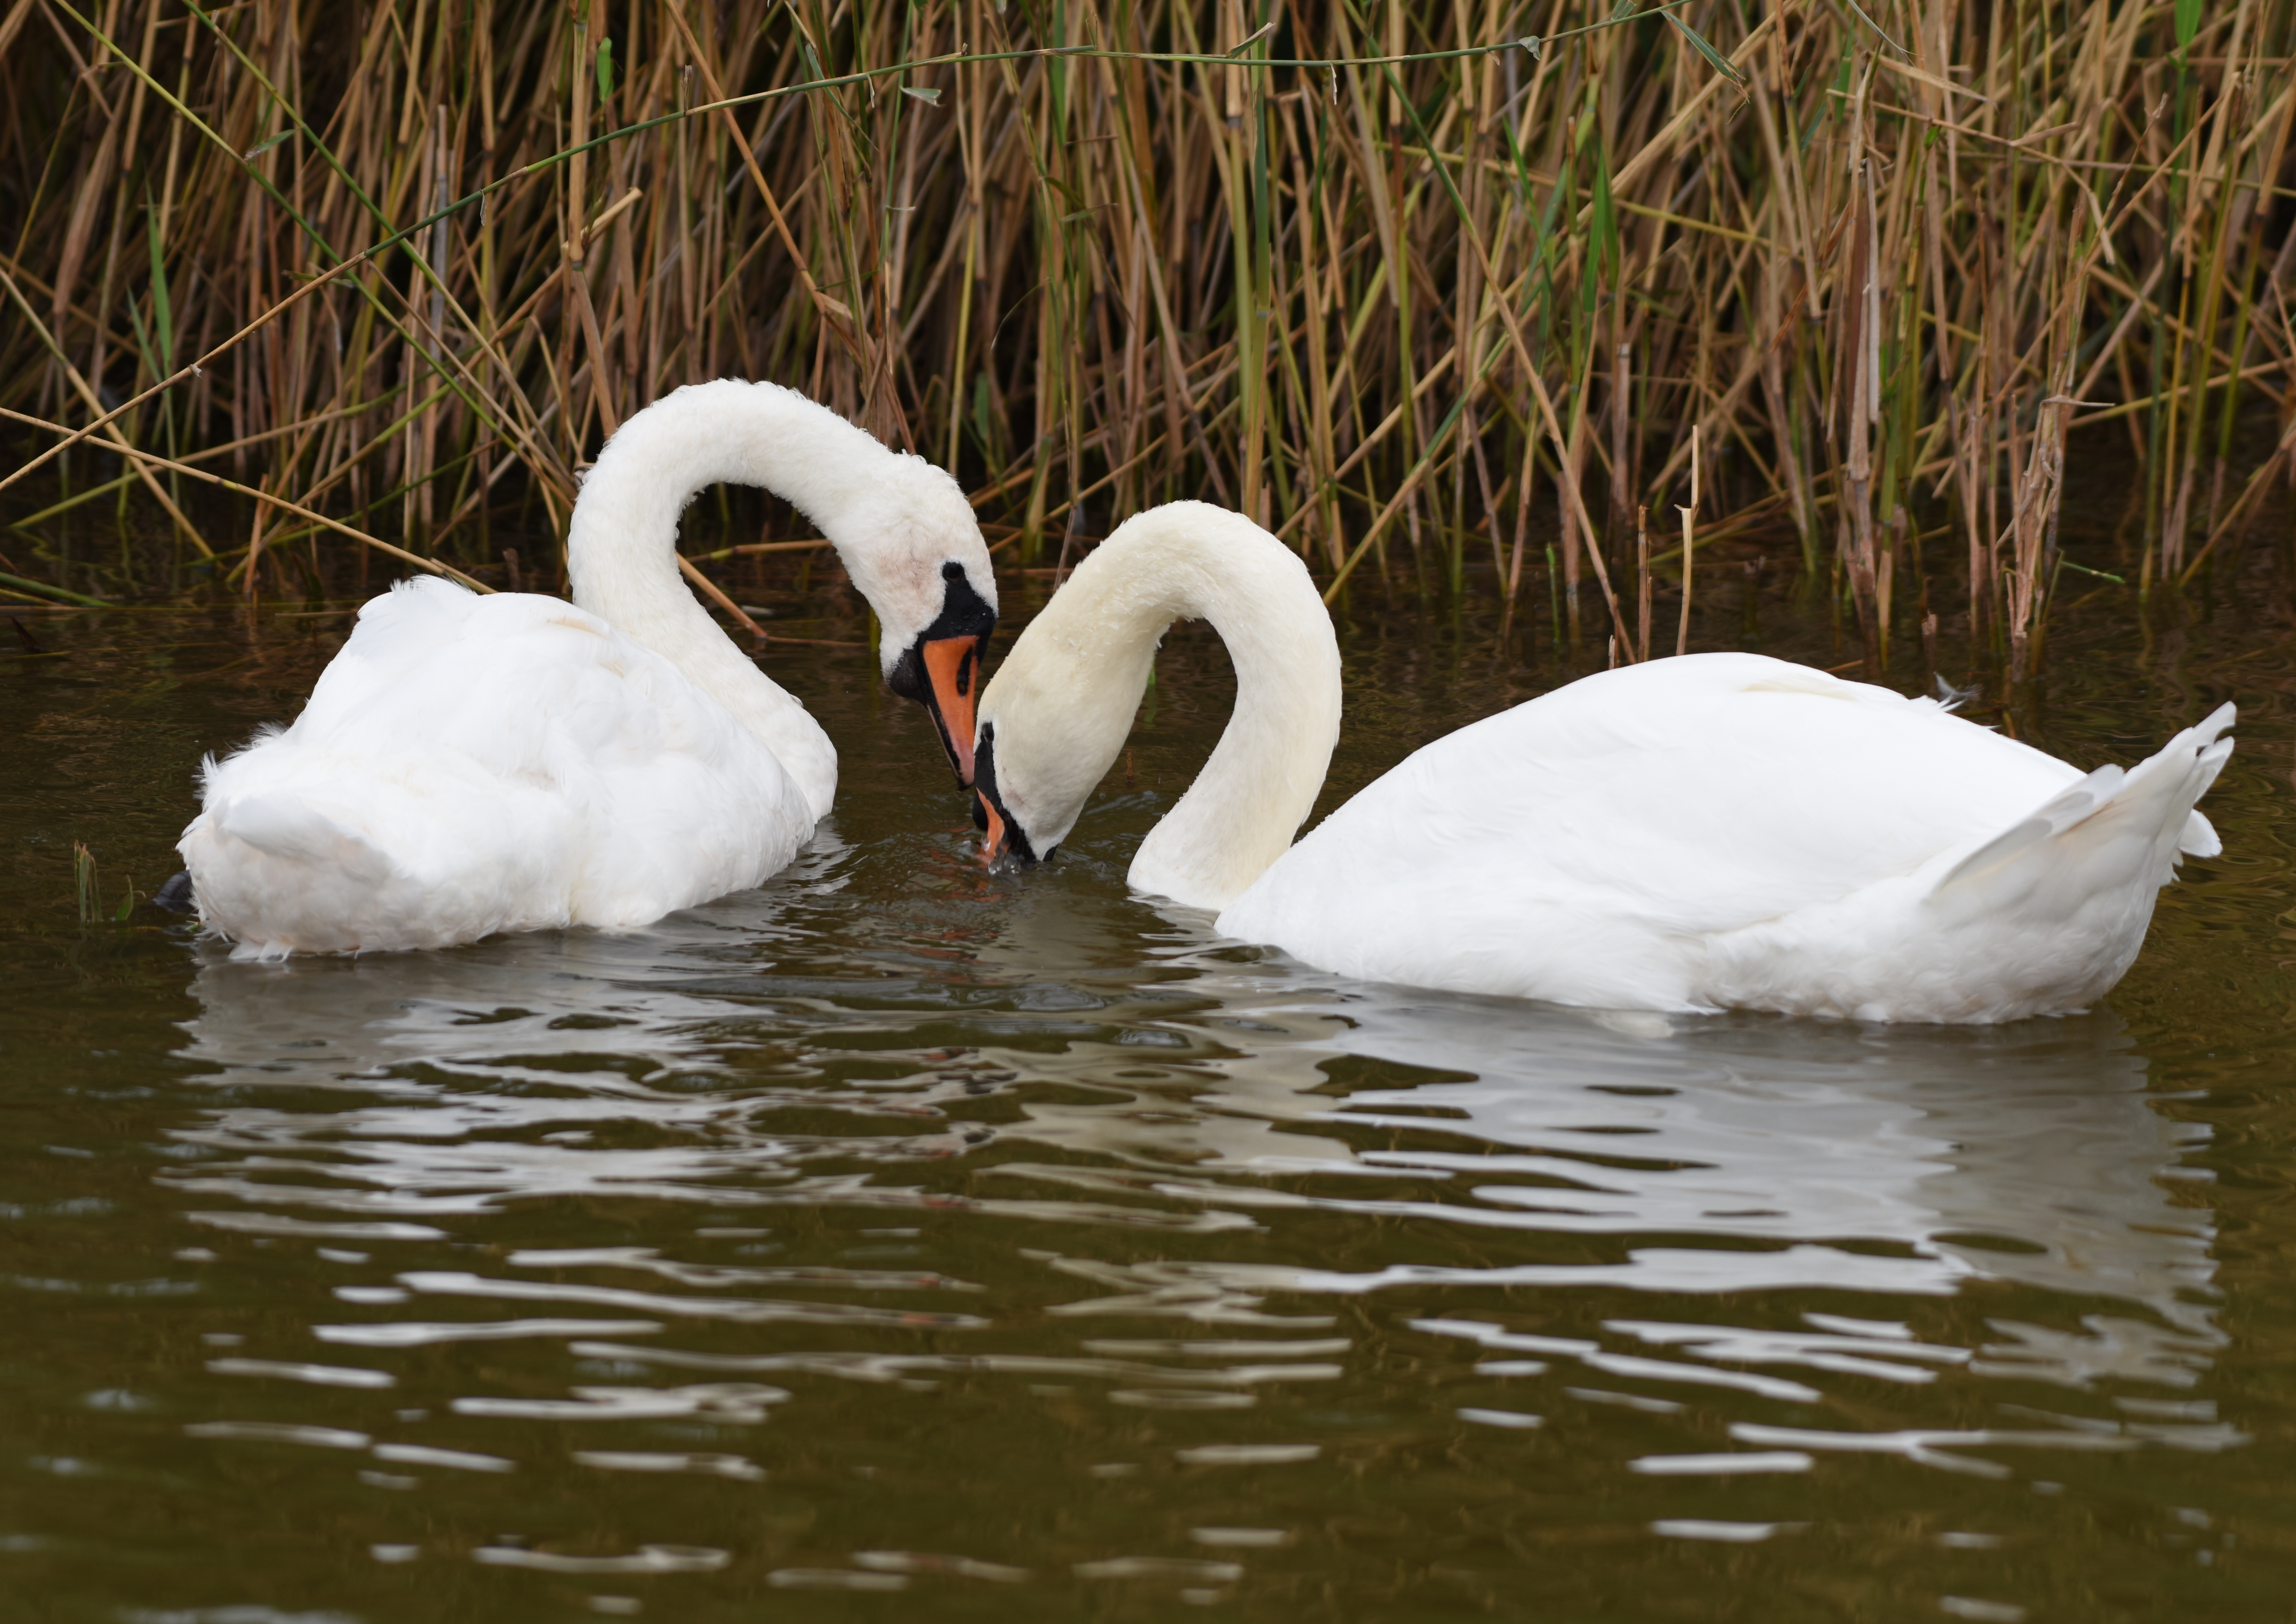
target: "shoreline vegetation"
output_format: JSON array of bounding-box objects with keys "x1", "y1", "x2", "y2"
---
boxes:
[{"x1": 0, "y1": 0, "x2": 2291, "y2": 681}]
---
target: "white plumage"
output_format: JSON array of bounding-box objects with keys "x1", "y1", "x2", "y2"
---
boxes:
[
  {"x1": 182, "y1": 380, "x2": 996, "y2": 959},
  {"x1": 185, "y1": 583, "x2": 814, "y2": 955},
  {"x1": 974, "y1": 504, "x2": 2234, "y2": 1023},
  {"x1": 1221, "y1": 655, "x2": 2233, "y2": 1022}
]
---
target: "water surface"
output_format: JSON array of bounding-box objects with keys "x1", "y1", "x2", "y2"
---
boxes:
[{"x1": 4, "y1": 574, "x2": 2294, "y2": 1622}]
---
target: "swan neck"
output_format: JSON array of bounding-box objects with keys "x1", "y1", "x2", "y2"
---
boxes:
[
  {"x1": 983, "y1": 503, "x2": 1339, "y2": 911},
  {"x1": 1129, "y1": 534, "x2": 1341, "y2": 910},
  {"x1": 565, "y1": 381, "x2": 890, "y2": 818},
  {"x1": 566, "y1": 380, "x2": 898, "y2": 624}
]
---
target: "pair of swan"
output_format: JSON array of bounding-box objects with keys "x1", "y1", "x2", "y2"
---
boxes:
[
  {"x1": 180, "y1": 381, "x2": 994, "y2": 958},
  {"x1": 972, "y1": 503, "x2": 2234, "y2": 1024},
  {"x1": 181, "y1": 385, "x2": 2231, "y2": 1025}
]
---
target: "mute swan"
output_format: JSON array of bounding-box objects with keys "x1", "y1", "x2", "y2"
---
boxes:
[
  {"x1": 180, "y1": 379, "x2": 996, "y2": 959},
  {"x1": 970, "y1": 501, "x2": 2234, "y2": 1023}
]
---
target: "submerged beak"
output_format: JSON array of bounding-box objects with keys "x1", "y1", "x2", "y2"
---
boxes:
[
  {"x1": 918, "y1": 634, "x2": 985, "y2": 786},
  {"x1": 969, "y1": 724, "x2": 1036, "y2": 869},
  {"x1": 975, "y1": 788, "x2": 1011, "y2": 866}
]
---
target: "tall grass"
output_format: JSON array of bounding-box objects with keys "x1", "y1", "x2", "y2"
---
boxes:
[{"x1": 1, "y1": 0, "x2": 2291, "y2": 680}]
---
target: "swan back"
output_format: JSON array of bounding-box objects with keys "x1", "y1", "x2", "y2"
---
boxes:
[
  {"x1": 1215, "y1": 654, "x2": 2234, "y2": 1021},
  {"x1": 974, "y1": 502, "x2": 1340, "y2": 909}
]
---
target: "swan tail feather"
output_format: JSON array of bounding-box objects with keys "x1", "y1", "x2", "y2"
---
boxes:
[
  {"x1": 1931, "y1": 702, "x2": 2234, "y2": 910},
  {"x1": 205, "y1": 793, "x2": 397, "y2": 880},
  {"x1": 181, "y1": 793, "x2": 413, "y2": 957}
]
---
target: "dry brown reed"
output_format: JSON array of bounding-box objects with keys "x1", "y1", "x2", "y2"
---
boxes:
[{"x1": 2, "y1": 0, "x2": 2293, "y2": 681}]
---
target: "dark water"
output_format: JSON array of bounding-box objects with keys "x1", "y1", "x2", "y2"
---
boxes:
[{"x1": 4, "y1": 572, "x2": 2295, "y2": 1623}]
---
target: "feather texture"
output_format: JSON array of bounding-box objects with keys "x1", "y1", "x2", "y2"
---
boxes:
[
  {"x1": 185, "y1": 581, "x2": 813, "y2": 955},
  {"x1": 179, "y1": 381, "x2": 993, "y2": 959},
  {"x1": 1220, "y1": 655, "x2": 2233, "y2": 1021}
]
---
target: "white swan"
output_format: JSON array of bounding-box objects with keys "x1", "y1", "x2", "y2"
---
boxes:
[
  {"x1": 180, "y1": 379, "x2": 996, "y2": 959},
  {"x1": 970, "y1": 500, "x2": 2235, "y2": 1023}
]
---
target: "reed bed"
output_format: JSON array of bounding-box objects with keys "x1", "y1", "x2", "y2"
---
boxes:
[{"x1": 1, "y1": 0, "x2": 2292, "y2": 679}]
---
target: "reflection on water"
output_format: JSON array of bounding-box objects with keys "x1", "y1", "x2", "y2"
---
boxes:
[
  {"x1": 1277, "y1": 991, "x2": 2223, "y2": 1361},
  {"x1": 2, "y1": 606, "x2": 2280, "y2": 1621},
  {"x1": 144, "y1": 829, "x2": 2243, "y2": 1596},
  {"x1": 177, "y1": 883, "x2": 2230, "y2": 1374}
]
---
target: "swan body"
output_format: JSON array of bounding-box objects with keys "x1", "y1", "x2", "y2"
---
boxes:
[
  {"x1": 1220, "y1": 656, "x2": 2232, "y2": 1022},
  {"x1": 183, "y1": 379, "x2": 996, "y2": 959},
  {"x1": 973, "y1": 504, "x2": 2233, "y2": 1023}
]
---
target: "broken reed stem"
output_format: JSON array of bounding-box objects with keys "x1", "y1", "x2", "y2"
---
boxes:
[
  {"x1": 0, "y1": 0, "x2": 2287, "y2": 687},
  {"x1": 1635, "y1": 504, "x2": 1652, "y2": 663},
  {"x1": 1677, "y1": 425, "x2": 1698, "y2": 660},
  {"x1": 72, "y1": 842, "x2": 97, "y2": 926}
]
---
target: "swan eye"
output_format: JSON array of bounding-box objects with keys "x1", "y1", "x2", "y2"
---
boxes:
[{"x1": 888, "y1": 568, "x2": 995, "y2": 687}]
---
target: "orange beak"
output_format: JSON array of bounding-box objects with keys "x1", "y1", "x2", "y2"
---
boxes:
[
  {"x1": 976, "y1": 790, "x2": 1010, "y2": 866},
  {"x1": 920, "y1": 635, "x2": 983, "y2": 786}
]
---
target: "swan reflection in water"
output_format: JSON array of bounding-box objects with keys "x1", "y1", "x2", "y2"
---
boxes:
[{"x1": 168, "y1": 856, "x2": 2225, "y2": 1416}]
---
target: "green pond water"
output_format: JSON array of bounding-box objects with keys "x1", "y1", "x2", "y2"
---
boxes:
[{"x1": 3, "y1": 557, "x2": 2294, "y2": 1623}]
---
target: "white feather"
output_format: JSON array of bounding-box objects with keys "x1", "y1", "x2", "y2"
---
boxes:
[
  {"x1": 1222, "y1": 656, "x2": 2233, "y2": 1022},
  {"x1": 977, "y1": 509, "x2": 2234, "y2": 1025},
  {"x1": 180, "y1": 381, "x2": 993, "y2": 959}
]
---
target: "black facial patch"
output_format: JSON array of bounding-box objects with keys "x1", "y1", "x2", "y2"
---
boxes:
[
  {"x1": 886, "y1": 561, "x2": 997, "y2": 705},
  {"x1": 972, "y1": 724, "x2": 1040, "y2": 865}
]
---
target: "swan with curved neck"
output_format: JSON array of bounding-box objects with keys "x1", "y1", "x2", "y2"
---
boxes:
[
  {"x1": 972, "y1": 502, "x2": 2233, "y2": 1023},
  {"x1": 181, "y1": 379, "x2": 995, "y2": 957},
  {"x1": 970, "y1": 502, "x2": 1340, "y2": 906}
]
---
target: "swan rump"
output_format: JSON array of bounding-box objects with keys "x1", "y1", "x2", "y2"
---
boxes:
[
  {"x1": 973, "y1": 506, "x2": 2234, "y2": 1025},
  {"x1": 184, "y1": 581, "x2": 815, "y2": 956}
]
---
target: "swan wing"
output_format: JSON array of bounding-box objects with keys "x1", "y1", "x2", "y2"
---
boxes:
[
  {"x1": 1929, "y1": 701, "x2": 2235, "y2": 910},
  {"x1": 184, "y1": 579, "x2": 814, "y2": 954}
]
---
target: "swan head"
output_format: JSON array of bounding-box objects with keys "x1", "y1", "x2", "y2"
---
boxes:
[
  {"x1": 782, "y1": 423, "x2": 997, "y2": 788},
  {"x1": 963, "y1": 524, "x2": 1171, "y2": 870},
  {"x1": 880, "y1": 557, "x2": 996, "y2": 789},
  {"x1": 970, "y1": 719, "x2": 1048, "y2": 869}
]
